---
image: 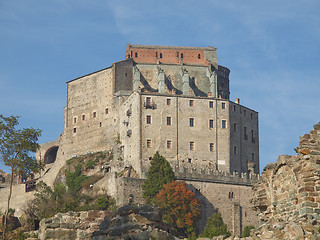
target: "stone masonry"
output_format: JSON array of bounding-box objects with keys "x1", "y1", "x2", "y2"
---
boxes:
[{"x1": 251, "y1": 122, "x2": 320, "y2": 239}]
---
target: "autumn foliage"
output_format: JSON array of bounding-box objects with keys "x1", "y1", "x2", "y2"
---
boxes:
[{"x1": 156, "y1": 180, "x2": 201, "y2": 236}]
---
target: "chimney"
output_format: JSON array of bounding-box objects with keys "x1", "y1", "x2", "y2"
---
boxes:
[{"x1": 235, "y1": 98, "x2": 240, "y2": 104}]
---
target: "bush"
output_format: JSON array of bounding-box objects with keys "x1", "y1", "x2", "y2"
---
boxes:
[
  {"x1": 200, "y1": 213, "x2": 230, "y2": 238},
  {"x1": 242, "y1": 225, "x2": 255, "y2": 237},
  {"x1": 96, "y1": 196, "x2": 109, "y2": 210},
  {"x1": 85, "y1": 159, "x2": 95, "y2": 169},
  {"x1": 65, "y1": 164, "x2": 88, "y2": 194}
]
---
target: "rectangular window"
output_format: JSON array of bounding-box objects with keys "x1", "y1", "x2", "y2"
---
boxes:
[
  {"x1": 167, "y1": 98, "x2": 171, "y2": 105},
  {"x1": 188, "y1": 158, "x2": 192, "y2": 163},
  {"x1": 190, "y1": 141, "x2": 195, "y2": 151},
  {"x1": 233, "y1": 123, "x2": 237, "y2": 132},
  {"x1": 209, "y1": 143, "x2": 214, "y2": 152},
  {"x1": 146, "y1": 97, "x2": 151, "y2": 106},
  {"x1": 146, "y1": 115, "x2": 151, "y2": 124},
  {"x1": 222, "y1": 120, "x2": 226, "y2": 129},
  {"x1": 160, "y1": 53, "x2": 163, "y2": 58},
  {"x1": 233, "y1": 105, "x2": 236, "y2": 112},
  {"x1": 189, "y1": 99, "x2": 194, "y2": 107},
  {"x1": 73, "y1": 127, "x2": 76, "y2": 133},
  {"x1": 74, "y1": 117, "x2": 77, "y2": 124},
  {"x1": 234, "y1": 146, "x2": 237, "y2": 155},
  {"x1": 209, "y1": 119, "x2": 214, "y2": 129},
  {"x1": 209, "y1": 101, "x2": 213, "y2": 108},
  {"x1": 222, "y1": 102, "x2": 226, "y2": 109},
  {"x1": 147, "y1": 139, "x2": 151, "y2": 148},
  {"x1": 189, "y1": 118, "x2": 194, "y2": 127},
  {"x1": 105, "y1": 108, "x2": 109, "y2": 114},
  {"x1": 244, "y1": 110, "x2": 246, "y2": 116},
  {"x1": 82, "y1": 115, "x2": 85, "y2": 121},
  {"x1": 251, "y1": 112, "x2": 253, "y2": 119},
  {"x1": 244, "y1": 127, "x2": 248, "y2": 140},
  {"x1": 93, "y1": 112, "x2": 96, "y2": 118},
  {"x1": 252, "y1": 153, "x2": 255, "y2": 161},
  {"x1": 167, "y1": 140, "x2": 172, "y2": 149},
  {"x1": 167, "y1": 116, "x2": 172, "y2": 126},
  {"x1": 252, "y1": 130, "x2": 255, "y2": 143}
]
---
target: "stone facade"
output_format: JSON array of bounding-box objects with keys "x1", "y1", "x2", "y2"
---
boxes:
[
  {"x1": 251, "y1": 122, "x2": 320, "y2": 239},
  {"x1": 0, "y1": 44, "x2": 260, "y2": 236}
]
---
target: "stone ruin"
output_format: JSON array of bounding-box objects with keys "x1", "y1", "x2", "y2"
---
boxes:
[{"x1": 251, "y1": 122, "x2": 320, "y2": 239}]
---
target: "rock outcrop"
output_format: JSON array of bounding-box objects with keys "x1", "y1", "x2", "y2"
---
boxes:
[
  {"x1": 251, "y1": 122, "x2": 320, "y2": 239},
  {"x1": 38, "y1": 204, "x2": 179, "y2": 240}
]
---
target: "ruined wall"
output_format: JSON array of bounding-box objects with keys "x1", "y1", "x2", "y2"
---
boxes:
[{"x1": 251, "y1": 122, "x2": 320, "y2": 239}]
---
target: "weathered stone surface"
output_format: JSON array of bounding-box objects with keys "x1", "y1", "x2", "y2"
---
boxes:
[{"x1": 251, "y1": 122, "x2": 320, "y2": 239}]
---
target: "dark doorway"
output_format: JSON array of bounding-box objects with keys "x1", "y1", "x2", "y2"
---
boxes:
[{"x1": 44, "y1": 146, "x2": 59, "y2": 164}]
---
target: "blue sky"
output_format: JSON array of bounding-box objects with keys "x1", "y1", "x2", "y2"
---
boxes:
[{"x1": 1, "y1": 0, "x2": 320, "y2": 173}]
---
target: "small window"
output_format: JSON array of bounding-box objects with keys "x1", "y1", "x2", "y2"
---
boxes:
[
  {"x1": 160, "y1": 53, "x2": 163, "y2": 58},
  {"x1": 73, "y1": 128, "x2": 76, "y2": 133},
  {"x1": 146, "y1": 97, "x2": 151, "y2": 106},
  {"x1": 99, "y1": 122, "x2": 102, "y2": 127},
  {"x1": 135, "y1": 52, "x2": 138, "y2": 57},
  {"x1": 167, "y1": 140, "x2": 172, "y2": 149},
  {"x1": 188, "y1": 158, "x2": 192, "y2": 163},
  {"x1": 234, "y1": 146, "x2": 237, "y2": 155},
  {"x1": 189, "y1": 100, "x2": 194, "y2": 107},
  {"x1": 198, "y1": 54, "x2": 201, "y2": 59},
  {"x1": 167, "y1": 117, "x2": 172, "y2": 126},
  {"x1": 190, "y1": 141, "x2": 195, "y2": 151},
  {"x1": 146, "y1": 115, "x2": 151, "y2": 124},
  {"x1": 105, "y1": 108, "x2": 109, "y2": 114},
  {"x1": 222, "y1": 120, "x2": 226, "y2": 129},
  {"x1": 244, "y1": 110, "x2": 246, "y2": 116},
  {"x1": 252, "y1": 153, "x2": 255, "y2": 161},
  {"x1": 155, "y1": 52, "x2": 158, "y2": 58},
  {"x1": 74, "y1": 117, "x2": 77, "y2": 124},
  {"x1": 252, "y1": 130, "x2": 255, "y2": 143},
  {"x1": 209, "y1": 143, "x2": 214, "y2": 152},
  {"x1": 222, "y1": 102, "x2": 226, "y2": 109},
  {"x1": 189, "y1": 118, "x2": 194, "y2": 127},
  {"x1": 181, "y1": 53, "x2": 183, "y2": 58},
  {"x1": 93, "y1": 112, "x2": 96, "y2": 118},
  {"x1": 209, "y1": 101, "x2": 213, "y2": 108},
  {"x1": 209, "y1": 119, "x2": 214, "y2": 129},
  {"x1": 244, "y1": 127, "x2": 248, "y2": 140},
  {"x1": 251, "y1": 112, "x2": 253, "y2": 119},
  {"x1": 147, "y1": 139, "x2": 151, "y2": 148},
  {"x1": 233, "y1": 123, "x2": 237, "y2": 132},
  {"x1": 167, "y1": 98, "x2": 171, "y2": 105},
  {"x1": 233, "y1": 105, "x2": 236, "y2": 112},
  {"x1": 82, "y1": 115, "x2": 85, "y2": 121}
]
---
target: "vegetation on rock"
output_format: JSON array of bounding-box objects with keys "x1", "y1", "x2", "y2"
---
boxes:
[
  {"x1": 242, "y1": 225, "x2": 255, "y2": 237},
  {"x1": 200, "y1": 212, "x2": 230, "y2": 238},
  {"x1": 142, "y1": 152, "x2": 175, "y2": 203}
]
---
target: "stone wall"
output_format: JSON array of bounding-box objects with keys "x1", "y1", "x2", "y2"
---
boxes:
[{"x1": 251, "y1": 122, "x2": 320, "y2": 239}]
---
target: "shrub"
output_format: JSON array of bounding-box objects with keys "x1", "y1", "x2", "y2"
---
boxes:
[
  {"x1": 200, "y1": 213, "x2": 230, "y2": 238},
  {"x1": 96, "y1": 196, "x2": 109, "y2": 210},
  {"x1": 242, "y1": 225, "x2": 255, "y2": 237},
  {"x1": 65, "y1": 164, "x2": 88, "y2": 194},
  {"x1": 85, "y1": 159, "x2": 95, "y2": 169}
]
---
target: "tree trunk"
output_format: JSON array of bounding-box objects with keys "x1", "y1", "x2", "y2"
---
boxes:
[{"x1": 3, "y1": 168, "x2": 14, "y2": 239}]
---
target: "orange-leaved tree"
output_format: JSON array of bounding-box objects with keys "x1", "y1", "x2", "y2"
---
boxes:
[{"x1": 156, "y1": 180, "x2": 201, "y2": 237}]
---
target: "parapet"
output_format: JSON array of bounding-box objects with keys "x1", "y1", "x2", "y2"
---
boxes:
[{"x1": 174, "y1": 163, "x2": 259, "y2": 186}]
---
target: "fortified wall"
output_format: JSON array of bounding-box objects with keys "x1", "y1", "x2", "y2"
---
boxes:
[{"x1": 251, "y1": 122, "x2": 320, "y2": 239}]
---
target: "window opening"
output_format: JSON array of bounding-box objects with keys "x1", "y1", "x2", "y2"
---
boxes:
[
  {"x1": 209, "y1": 101, "x2": 213, "y2": 108},
  {"x1": 167, "y1": 116, "x2": 172, "y2": 126},
  {"x1": 222, "y1": 102, "x2": 226, "y2": 109},
  {"x1": 209, "y1": 119, "x2": 214, "y2": 129},
  {"x1": 209, "y1": 143, "x2": 214, "y2": 152},
  {"x1": 135, "y1": 52, "x2": 138, "y2": 57},
  {"x1": 147, "y1": 139, "x2": 151, "y2": 148},
  {"x1": 82, "y1": 115, "x2": 85, "y2": 121},
  {"x1": 190, "y1": 141, "x2": 195, "y2": 151},
  {"x1": 74, "y1": 117, "x2": 77, "y2": 124},
  {"x1": 189, "y1": 100, "x2": 194, "y2": 106},
  {"x1": 222, "y1": 120, "x2": 226, "y2": 129},
  {"x1": 73, "y1": 128, "x2": 76, "y2": 133},
  {"x1": 167, "y1": 98, "x2": 171, "y2": 105},
  {"x1": 167, "y1": 140, "x2": 172, "y2": 148},
  {"x1": 160, "y1": 53, "x2": 163, "y2": 58},
  {"x1": 189, "y1": 118, "x2": 194, "y2": 127},
  {"x1": 146, "y1": 115, "x2": 151, "y2": 124},
  {"x1": 93, "y1": 112, "x2": 96, "y2": 118},
  {"x1": 105, "y1": 108, "x2": 109, "y2": 114},
  {"x1": 198, "y1": 54, "x2": 201, "y2": 59}
]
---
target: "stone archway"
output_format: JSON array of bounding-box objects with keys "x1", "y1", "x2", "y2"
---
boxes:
[{"x1": 44, "y1": 146, "x2": 59, "y2": 164}]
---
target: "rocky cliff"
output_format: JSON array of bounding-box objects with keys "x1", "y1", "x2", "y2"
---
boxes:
[{"x1": 251, "y1": 122, "x2": 320, "y2": 239}]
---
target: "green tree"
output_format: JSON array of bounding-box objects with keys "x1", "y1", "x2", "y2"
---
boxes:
[
  {"x1": 142, "y1": 152, "x2": 175, "y2": 203},
  {"x1": 0, "y1": 115, "x2": 41, "y2": 238},
  {"x1": 156, "y1": 180, "x2": 201, "y2": 237},
  {"x1": 242, "y1": 225, "x2": 254, "y2": 237},
  {"x1": 200, "y1": 212, "x2": 230, "y2": 238}
]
